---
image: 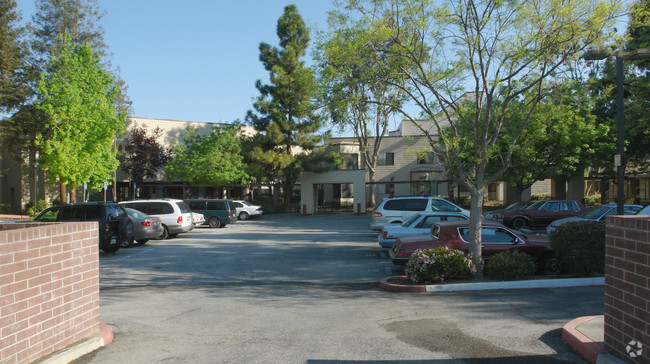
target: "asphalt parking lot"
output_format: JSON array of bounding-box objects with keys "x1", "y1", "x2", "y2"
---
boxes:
[{"x1": 77, "y1": 214, "x2": 602, "y2": 363}]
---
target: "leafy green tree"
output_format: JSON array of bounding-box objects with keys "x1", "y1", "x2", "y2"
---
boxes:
[
  {"x1": 246, "y1": 5, "x2": 323, "y2": 212},
  {"x1": 119, "y1": 122, "x2": 170, "y2": 197},
  {"x1": 36, "y1": 38, "x2": 126, "y2": 202},
  {"x1": 498, "y1": 81, "x2": 609, "y2": 199},
  {"x1": 343, "y1": 0, "x2": 621, "y2": 276},
  {"x1": 315, "y1": 4, "x2": 405, "y2": 207},
  {"x1": 165, "y1": 125, "x2": 251, "y2": 187}
]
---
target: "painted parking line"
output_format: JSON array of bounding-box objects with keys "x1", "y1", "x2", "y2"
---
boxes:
[{"x1": 105, "y1": 247, "x2": 154, "y2": 261}]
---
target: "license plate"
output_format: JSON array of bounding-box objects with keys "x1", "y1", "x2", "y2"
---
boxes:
[{"x1": 110, "y1": 238, "x2": 117, "y2": 245}]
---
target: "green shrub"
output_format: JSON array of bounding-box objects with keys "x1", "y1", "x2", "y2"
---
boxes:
[
  {"x1": 584, "y1": 194, "x2": 601, "y2": 206},
  {"x1": 485, "y1": 250, "x2": 537, "y2": 280},
  {"x1": 549, "y1": 220, "x2": 605, "y2": 276},
  {"x1": 405, "y1": 247, "x2": 476, "y2": 283},
  {"x1": 531, "y1": 193, "x2": 551, "y2": 201}
]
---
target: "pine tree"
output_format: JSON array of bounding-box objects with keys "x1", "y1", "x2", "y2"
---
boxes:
[{"x1": 246, "y1": 5, "x2": 323, "y2": 212}]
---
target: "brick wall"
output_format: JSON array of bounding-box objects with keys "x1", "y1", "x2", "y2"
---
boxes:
[
  {"x1": 605, "y1": 215, "x2": 650, "y2": 363},
  {"x1": 0, "y1": 222, "x2": 100, "y2": 364}
]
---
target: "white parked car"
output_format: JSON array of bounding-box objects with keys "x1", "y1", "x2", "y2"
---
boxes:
[
  {"x1": 371, "y1": 196, "x2": 469, "y2": 231},
  {"x1": 119, "y1": 199, "x2": 194, "y2": 239},
  {"x1": 191, "y1": 212, "x2": 205, "y2": 227},
  {"x1": 546, "y1": 203, "x2": 643, "y2": 235},
  {"x1": 232, "y1": 200, "x2": 263, "y2": 220},
  {"x1": 378, "y1": 211, "x2": 469, "y2": 248}
]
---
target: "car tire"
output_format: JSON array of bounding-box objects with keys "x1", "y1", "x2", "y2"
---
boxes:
[
  {"x1": 239, "y1": 211, "x2": 249, "y2": 220},
  {"x1": 135, "y1": 239, "x2": 148, "y2": 245},
  {"x1": 101, "y1": 243, "x2": 120, "y2": 253},
  {"x1": 157, "y1": 226, "x2": 169, "y2": 240},
  {"x1": 511, "y1": 217, "x2": 527, "y2": 230},
  {"x1": 168, "y1": 233, "x2": 179, "y2": 239},
  {"x1": 208, "y1": 217, "x2": 221, "y2": 228},
  {"x1": 540, "y1": 255, "x2": 561, "y2": 276},
  {"x1": 118, "y1": 218, "x2": 134, "y2": 246}
]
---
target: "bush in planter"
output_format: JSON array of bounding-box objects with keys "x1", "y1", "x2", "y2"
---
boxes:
[
  {"x1": 549, "y1": 220, "x2": 605, "y2": 276},
  {"x1": 405, "y1": 246, "x2": 476, "y2": 284},
  {"x1": 485, "y1": 250, "x2": 537, "y2": 280}
]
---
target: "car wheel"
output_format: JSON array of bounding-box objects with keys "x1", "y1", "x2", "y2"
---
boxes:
[
  {"x1": 540, "y1": 255, "x2": 561, "y2": 276},
  {"x1": 120, "y1": 236, "x2": 133, "y2": 248},
  {"x1": 118, "y1": 218, "x2": 134, "y2": 246},
  {"x1": 239, "y1": 211, "x2": 249, "y2": 220},
  {"x1": 208, "y1": 217, "x2": 221, "y2": 228},
  {"x1": 157, "y1": 226, "x2": 169, "y2": 240},
  {"x1": 135, "y1": 239, "x2": 148, "y2": 245},
  {"x1": 101, "y1": 243, "x2": 120, "y2": 253},
  {"x1": 511, "y1": 217, "x2": 527, "y2": 230}
]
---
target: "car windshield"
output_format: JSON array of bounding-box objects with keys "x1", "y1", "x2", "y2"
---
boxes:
[
  {"x1": 525, "y1": 201, "x2": 544, "y2": 210},
  {"x1": 635, "y1": 205, "x2": 650, "y2": 215},
  {"x1": 505, "y1": 201, "x2": 533, "y2": 211},
  {"x1": 176, "y1": 201, "x2": 191, "y2": 213},
  {"x1": 401, "y1": 213, "x2": 422, "y2": 227},
  {"x1": 579, "y1": 205, "x2": 610, "y2": 220}
]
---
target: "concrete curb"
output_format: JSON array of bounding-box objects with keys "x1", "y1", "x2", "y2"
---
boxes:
[
  {"x1": 379, "y1": 276, "x2": 604, "y2": 293},
  {"x1": 40, "y1": 322, "x2": 114, "y2": 364},
  {"x1": 562, "y1": 316, "x2": 607, "y2": 364}
]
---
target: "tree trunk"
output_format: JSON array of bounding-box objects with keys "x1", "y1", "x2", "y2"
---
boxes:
[
  {"x1": 60, "y1": 184, "x2": 68, "y2": 203},
  {"x1": 272, "y1": 183, "x2": 280, "y2": 208},
  {"x1": 368, "y1": 170, "x2": 376, "y2": 208},
  {"x1": 600, "y1": 178, "x2": 609, "y2": 204},
  {"x1": 70, "y1": 187, "x2": 77, "y2": 203},
  {"x1": 468, "y1": 189, "x2": 485, "y2": 278},
  {"x1": 284, "y1": 178, "x2": 292, "y2": 213}
]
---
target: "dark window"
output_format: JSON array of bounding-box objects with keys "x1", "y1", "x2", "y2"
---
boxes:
[
  {"x1": 60, "y1": 207, "x2": 83, "y2": 221},
  {"x1": 540, "y1": 201, "x2": 559, "y2": 212},
  {"x1": 401, "y1": 199, "x2": 427, "y2": 211},
  {"x1": 85, "y1": 205, "x2": 102, "y2": 220},
  {"x1": 377, "y1": 152, "x2": 394, "y2": 166},
  {"x1": 176, "y1": 202, "x2": 191, "y2": 213},
  {"x1": 207, "y1": 201, "x2": 226, "y2": 210},
  {"x1": 431, "y1": 199, "x2": 458, "y2": 212},
  {"x1": 189, "y1": 201, "x2": 206, "y2": 210},
  {"x1": 560, "y1": 201, "x2": 578, "y2": 211},
  {"x1": 149, "y1": 202, "x2": 173, "y2": 214}
]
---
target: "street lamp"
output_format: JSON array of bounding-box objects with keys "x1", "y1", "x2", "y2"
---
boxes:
[{"x1": 583, "y1": 48, "x2": 650, "y2": 215}]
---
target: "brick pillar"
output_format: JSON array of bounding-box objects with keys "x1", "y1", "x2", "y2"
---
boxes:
[{"x1": 605, "y1": 215, "x2": 650, "y2": 363}]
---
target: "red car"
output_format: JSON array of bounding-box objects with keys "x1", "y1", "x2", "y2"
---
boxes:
[
  {"x1": 501, "y1": 200, "x2": 586, "y2": 230},
  {"x1": 389, "y1": 220, "x2": 560, "y2": 275}
]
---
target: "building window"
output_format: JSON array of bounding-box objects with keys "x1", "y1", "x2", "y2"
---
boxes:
[
  {"x1": 338, "y1": 153, "x2": 359, "y2": 170},
  {"x1": 378, "y1": 152, "x2": 394, "y2": 166}
]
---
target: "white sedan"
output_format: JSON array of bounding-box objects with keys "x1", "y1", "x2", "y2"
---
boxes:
[
  {"x1": 232, "y1": 200, "x2": 263, "y2": 220},
  {"x1": 378, "y1": 211, "x2": 468, "y2": 248}
]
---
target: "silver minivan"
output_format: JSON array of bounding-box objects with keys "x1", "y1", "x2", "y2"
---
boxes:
[
  {"x1": 120, "y1": 199, "x2": 193, "y2": 239},
  {"x1": 370, "y1": 196, "x2": 469, "y2": 231}
]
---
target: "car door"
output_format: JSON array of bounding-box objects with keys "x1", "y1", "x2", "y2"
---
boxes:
[
  {"x1": 400, "y1": 199, "x2": 428, "y2": 222},
  {"x1": 534, "y1": 201, "x2": 559, "y2": 226}
]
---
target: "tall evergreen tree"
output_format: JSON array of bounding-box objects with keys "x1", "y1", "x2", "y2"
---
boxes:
[
  {"x1": 246, "y1": 5, "x2": 323, "y2": 212},
  {"x1": 0, "y1": 0, "x2": 32, "y2": 114}
]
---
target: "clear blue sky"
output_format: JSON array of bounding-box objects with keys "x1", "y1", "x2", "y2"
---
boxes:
[{"x1": 16, "y1": 1, "x2": 337, "y2": 125}]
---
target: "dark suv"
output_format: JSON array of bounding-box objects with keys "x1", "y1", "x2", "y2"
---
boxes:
[
  {"x1": 185, "y1": 199, "x2": 238, "y2": 228},
  {"x1": 34, "y1": 202, "x2": 134, "y2": 253}
]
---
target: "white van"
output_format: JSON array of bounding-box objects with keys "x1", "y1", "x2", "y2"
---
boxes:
[{"x1": 370, "y1": 196, "x2": 469, "y2": 231}]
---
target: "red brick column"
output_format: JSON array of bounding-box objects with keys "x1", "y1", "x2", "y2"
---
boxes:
[
  {"x1": 605, "y1": 215, "x2": 650, "y2": 363},
  {"x1": 0, "y1": 222, "x2": 100, "y2": 364}
]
